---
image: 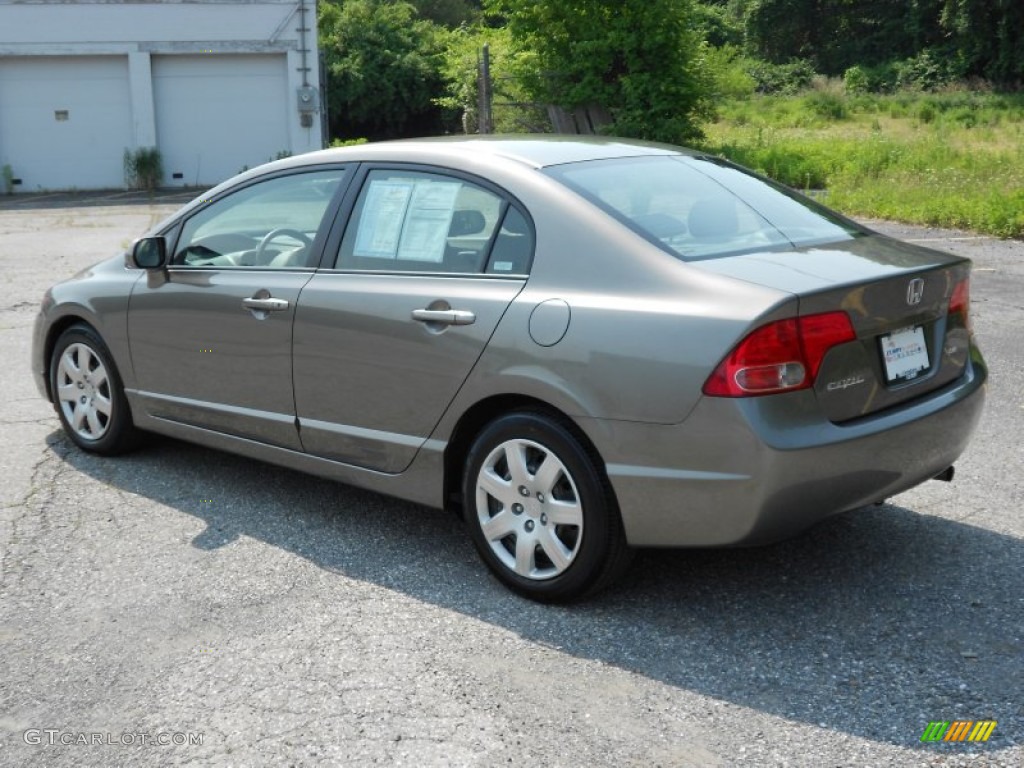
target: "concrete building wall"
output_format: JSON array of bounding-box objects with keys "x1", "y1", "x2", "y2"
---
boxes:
[{"x1": 0, "y1": 0, "x2": 323, "y2": 191}]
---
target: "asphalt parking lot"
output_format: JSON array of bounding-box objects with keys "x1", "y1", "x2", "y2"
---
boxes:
[{"x1": 0, "y1": 198, "x2": 1021, "y2": 767}]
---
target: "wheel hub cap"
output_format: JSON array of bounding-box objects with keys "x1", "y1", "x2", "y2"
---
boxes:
[
  {"x1": 55, "y1": 342, "x2": 113, "y2": 441},
  {"x1": 475, "y1": 438, "x2": 584, "y2": 581}
]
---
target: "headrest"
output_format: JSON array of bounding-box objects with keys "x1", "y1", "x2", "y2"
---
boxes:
[
  {"x1": 688, "y1": 198, "x2": 739, "y2": 239},
  {"x1": 449, "y1": 209, "x2": 486, "y2": 237}
]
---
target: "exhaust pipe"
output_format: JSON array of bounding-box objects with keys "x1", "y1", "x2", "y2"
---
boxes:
[{"x1": 933, "y1": 466, "x2": 955, "y2": 482}]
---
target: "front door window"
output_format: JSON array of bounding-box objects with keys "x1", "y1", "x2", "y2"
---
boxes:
[{"x1": 174, "y1": 170, "x2": 344, "y2": 269}]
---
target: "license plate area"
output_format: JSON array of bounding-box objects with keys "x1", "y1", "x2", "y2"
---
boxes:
[{"x1": 880, "y1": 325, "x2": 930, "y2": 382}]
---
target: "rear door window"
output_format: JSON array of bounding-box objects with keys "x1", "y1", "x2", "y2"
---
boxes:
[{"x1": 337, "y1": 170, "x2": 531, "y2": 275}]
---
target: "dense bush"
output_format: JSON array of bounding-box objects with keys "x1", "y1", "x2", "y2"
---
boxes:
[
  {"x1": 803, "y1": 90, "x2": 847, "y2": 120},
  {"x1": 843, "y1": 63, "x2": 900, "y2": 94},
  {"x1": 892, "y1": 49, "x2": 967, "y2": 91},
  {"x1": 842, "y1": 51, "x2": 976, "y2": 95},
  {"x1": 745, "y1": 59, "x2": 817, "y2": 94},
  {"x1": 842, "y1": 66, "x2": 869, "y2": 94},
  {"x1": 917, "y1": 102, "x2": 937, "y2": 124},
  {"x1": 704, "y1": 45, "x2": 758, "y2": 100}
]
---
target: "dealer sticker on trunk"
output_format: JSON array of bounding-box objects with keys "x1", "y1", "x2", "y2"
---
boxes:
[{"x1": 881, "y1": 325, "x2": 930, "y2": 382}]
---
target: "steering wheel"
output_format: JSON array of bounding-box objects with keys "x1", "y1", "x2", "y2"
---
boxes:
[{"x1": 255, "y1": 228, "x2": 313, "y2": 264}]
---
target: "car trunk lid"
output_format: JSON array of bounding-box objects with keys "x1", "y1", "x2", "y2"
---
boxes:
[{"x1": 693, "y1": 234, "x2": 973, "y2": 421}]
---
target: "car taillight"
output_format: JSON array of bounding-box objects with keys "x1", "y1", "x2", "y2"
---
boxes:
[
  {"x1": 703, "y1": 312, "x2": 856, "y2": 397},
  {"x1": 949, "y1": 278, "x2": 971, "y2": 332}
]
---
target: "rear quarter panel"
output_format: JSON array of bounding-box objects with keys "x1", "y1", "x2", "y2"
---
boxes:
[{"x1": 440, "y1": 173, "x2": 791, "y2": 426}]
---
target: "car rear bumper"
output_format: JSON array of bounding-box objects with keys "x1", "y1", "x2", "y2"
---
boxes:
[{"x1": 593, "y1": 347, "x2": 987, "y2": 547}]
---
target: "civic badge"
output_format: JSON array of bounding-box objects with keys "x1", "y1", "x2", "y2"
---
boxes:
[{"x1": 906, "y1": 278, "x2": 925, "y2": 306}]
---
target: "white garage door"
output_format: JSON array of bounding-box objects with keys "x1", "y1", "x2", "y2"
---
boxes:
[
  {"x1": 153, "y1": 55, "x2": 290, "y2": 188},
  {"x1": 0, "y1": 56, "x2": 132, "y2": 191}
]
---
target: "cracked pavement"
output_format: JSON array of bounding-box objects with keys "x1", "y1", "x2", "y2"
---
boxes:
[{"x1": 0, "y1": 202, "x2": 1021, "y2": 767}]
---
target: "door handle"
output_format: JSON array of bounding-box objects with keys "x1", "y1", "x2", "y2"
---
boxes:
[
  {"x1": 242, "y1": 297, "x2": 290, "y2": 312},
  {"x1": 412, "y1": 308, "x2": 476, "y2": 326}
]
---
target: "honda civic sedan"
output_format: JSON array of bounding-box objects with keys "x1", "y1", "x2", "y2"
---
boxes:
[{"x1": 32, "y1": 136, "x2": 986, "y2": 602}]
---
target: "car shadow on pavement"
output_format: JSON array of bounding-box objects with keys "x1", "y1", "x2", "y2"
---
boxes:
[{"x1": 50, "y1": 431, "x2": 1021, "y2": 752}]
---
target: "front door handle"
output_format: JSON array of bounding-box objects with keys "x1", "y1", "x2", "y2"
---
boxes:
[
  {"x1": 242, "y1": 296, "x2": 290, "y2": 312},
  {"x1": 412, "y1": 308, "x2": 476, "y2": 326}
]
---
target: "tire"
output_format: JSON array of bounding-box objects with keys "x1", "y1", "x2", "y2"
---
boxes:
[
  {"x1": 462, "y1": 410, "x2": 633, "y2": 602},
  {"x1": 49, "y1": 323, "x2": 139, "y2": 455}
]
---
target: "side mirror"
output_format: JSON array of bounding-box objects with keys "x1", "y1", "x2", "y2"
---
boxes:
[{"x1": 129, "y1": 236, "x2": 167, "y2": 269}]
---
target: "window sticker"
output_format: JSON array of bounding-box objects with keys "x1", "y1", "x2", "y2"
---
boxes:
[
  {"x1": 397, "y1": 181, "x2": 461, "y2": 263},
  {"x1": 353, "y1": 180, "x2": 414, "y2": 259}
]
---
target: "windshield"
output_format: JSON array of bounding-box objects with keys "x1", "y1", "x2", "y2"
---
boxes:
[{"x1": 546, "y1": 155, "x2": 863, "y2": 261}]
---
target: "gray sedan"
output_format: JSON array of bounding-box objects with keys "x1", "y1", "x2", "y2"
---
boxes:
[{"x1": 31, "y1": 137, "x2": 986, "y2": 601}]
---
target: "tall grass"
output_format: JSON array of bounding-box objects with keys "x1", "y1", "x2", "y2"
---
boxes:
[{"x1": 701, "y1": 89, "x2": 1024, "y2": 237}]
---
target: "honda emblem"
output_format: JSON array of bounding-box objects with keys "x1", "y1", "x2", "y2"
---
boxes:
[{"x1": 906, "y1": 278, "x2": 925, "y2": 306}]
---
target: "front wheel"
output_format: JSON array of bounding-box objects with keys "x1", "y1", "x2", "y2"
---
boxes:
[
  {"x1": 462, "y1": 411, "x2": 632, "y2": 602},
  {"x1": 50, "y1": 324, "x2": 139, "y2": 455}
]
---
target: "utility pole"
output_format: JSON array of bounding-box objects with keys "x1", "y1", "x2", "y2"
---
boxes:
[{"x1": 478, "y1": 44, "x2": 493, "y2": 134}]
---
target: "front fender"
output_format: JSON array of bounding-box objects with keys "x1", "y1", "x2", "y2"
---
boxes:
[{"x1": 36, "y1": 258, "x2": 142, "y2": 397}]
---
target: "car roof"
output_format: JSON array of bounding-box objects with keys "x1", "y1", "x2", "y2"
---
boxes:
[
  {"x1": 283, "y1": 135, "x2": 694, "y2": 171},
  {"x1": 173, "y1": 136, "x2": 697, "y2": 231}
]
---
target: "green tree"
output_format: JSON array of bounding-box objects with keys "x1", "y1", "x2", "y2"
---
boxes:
[
  {"x1": 318, "y1": 0, "x2": 454, "y2": 140},
  {"x1": 437, "y1": 25, "x2": 548, "y2": 132},
  {"x1": 488, "y1": 0, "x2": 713, "y2": 143},
  {"x1": 411, "y1": 0, "x2": 481, "y2": 28},
  {"x1": 941, "y1": 0, "x2": 1024, "y2": 85},
  {"x1": 742, "y1": 0, "x2": 946, "y2": 75},
  {"x1": 741, "y1": 0, "x2": 818, "y2": 65},
  {"x1": 693, "y1": 2, "x2": 745, "y2": 48}
]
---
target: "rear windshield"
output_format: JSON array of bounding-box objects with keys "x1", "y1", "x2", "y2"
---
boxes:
[{"x1": 545, "y1": 155, "x2": 863, "y2": 261}]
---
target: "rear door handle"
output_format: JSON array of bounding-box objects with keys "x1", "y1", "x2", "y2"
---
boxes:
[
  {"x1": 411, "y1": 308, "x2": 476, "y2": 326},
  {"x1": 242, "y1": 297, "x2": 290, "y2": 312}
]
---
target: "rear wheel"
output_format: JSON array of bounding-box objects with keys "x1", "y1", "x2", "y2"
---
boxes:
[
  {"x1": 462, "y1": 411, "x2": 632, "y2": 602},
  {"x1": 50, "y1": 324, "x2": 139, "y2": 455}
]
